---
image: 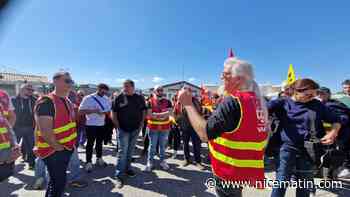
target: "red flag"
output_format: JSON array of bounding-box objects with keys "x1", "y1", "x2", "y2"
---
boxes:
[{"x1": 229, "y1": 48, "x2": 234, "y2": 58}]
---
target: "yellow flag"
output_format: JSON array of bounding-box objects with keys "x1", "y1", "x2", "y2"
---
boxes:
[{"x1": 287, "y1": 64, "x2": 296, "y2": 85}]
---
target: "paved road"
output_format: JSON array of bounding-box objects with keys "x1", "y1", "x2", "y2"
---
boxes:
[{"x1": 1, "y1": 136, "x2": 350, "y2": 197}]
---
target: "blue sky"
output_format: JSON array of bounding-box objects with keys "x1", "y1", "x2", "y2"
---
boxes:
[{"x1": 0, "y1": 0, "x2": 349, "y2": 91}]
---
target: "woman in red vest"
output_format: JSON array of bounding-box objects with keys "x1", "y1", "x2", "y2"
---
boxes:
[{"x1": 178, "y1": 56, "x2": 269, "y2": 197}]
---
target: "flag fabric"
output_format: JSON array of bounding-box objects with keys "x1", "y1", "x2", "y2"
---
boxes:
[{"x1": 287, "y1": 64, "x2": 296, "y2": 85}]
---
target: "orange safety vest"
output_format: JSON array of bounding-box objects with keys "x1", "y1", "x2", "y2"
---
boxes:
[
  {"x1": 0, "y1": 90, "x2": 11, "y2": 150},
  {"x1": 34, "y1": 93, "x2": 77, "y2": 159},
  {"x1": 209, "y1": 91, "x2": 268, "y2": 187},
  {"x1": 147, "y1": 96, "x2": 171, "y2": 131}
]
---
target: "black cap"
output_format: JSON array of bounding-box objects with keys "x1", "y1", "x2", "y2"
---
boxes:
[{"x1": 318, "y1": 87, "x2": 331, "y2": 94}]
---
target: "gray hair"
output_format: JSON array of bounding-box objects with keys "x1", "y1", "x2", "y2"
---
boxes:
[{"x1": 224, "y1": 57, "x2": 270, "y2": 131}]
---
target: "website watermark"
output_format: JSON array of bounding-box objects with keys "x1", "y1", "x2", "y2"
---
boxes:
[{"x1": 205, "y1": 177, "x2": 343, "y2": 190}]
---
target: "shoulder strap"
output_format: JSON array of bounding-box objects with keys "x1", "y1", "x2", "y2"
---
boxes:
[
  {"x1": 92, "y1": 96, "x2": 105, "y2": 110},
  {"x1": 308, "y1": 110, "x2": 318, "y2": 141}
]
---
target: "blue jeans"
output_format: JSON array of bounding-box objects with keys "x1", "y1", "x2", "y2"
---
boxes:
[
  {"x1": 77, "y1": 125, "x2": 87, "y2": 147},
  {"x1": 35, "y1": 149, "x2": 81, "y2": 182},
  {"x1": 271, "y1": 144, "x2": 315, "y2": 197},
  {"x1": 147, "y1": 129, "x2": 170, "y2": 164},
  {"x1": 115, "y1": 128, "x2": 140, "y2": 177}
]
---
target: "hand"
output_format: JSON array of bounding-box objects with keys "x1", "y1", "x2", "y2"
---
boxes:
[
  {"x1": 321, "y1": 131, "x2": 337, "y2": 145},
  {"x1": 52, "y1": 144, "x2": 65, "y2": 151},
  {"x1": 10, "y1": 145, "x2": 21, "y2": 162},
  {"x1": 178, "y1": 88, "x2": 193, "y2": 106}
]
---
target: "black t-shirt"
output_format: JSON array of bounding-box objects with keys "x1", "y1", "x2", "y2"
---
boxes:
[
  {"x1": 12, "y1": 96, "x2": 36, "y2": 128},
  {"x1": 206, "y1": 96, "x2": 242, "y2": 140},
  {"x1": 112, "y1": 93, "x2": 146, "y2": 132},
  {"x1": 35, "y1": 97, "x2": 70, "y2": 117}
]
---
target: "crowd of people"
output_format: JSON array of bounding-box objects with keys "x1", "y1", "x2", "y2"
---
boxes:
[{"x1": 0, "y1": 55, "x2": 350, "y2": 197}]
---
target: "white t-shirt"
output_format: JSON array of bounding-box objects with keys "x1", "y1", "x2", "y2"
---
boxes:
[{"x1": 79, "y1": 93, "x2": 111, "y2": 126}]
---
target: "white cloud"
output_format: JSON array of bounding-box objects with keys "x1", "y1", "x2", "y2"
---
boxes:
[
  {"x1": 188, "y1": 77, "x2": 196, "y2": 82},
  {"x1": 152, "y1": 76, "x2": 164, "y2": 83}
]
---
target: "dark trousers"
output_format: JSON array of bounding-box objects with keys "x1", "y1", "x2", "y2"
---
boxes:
[
  {"x1": 182, "y1": 128, "x2": 201, "y2": 163},
  {"x1": 86, "y1": 126, "x2": 105, "y2": 163},
  {"x1": 0, "y1": 162, "x2": 15, "y2": 182},
  {"x1": 43, "y1": 150, "x2": 72, "y2": 197},
  {"x1": 271, "y1": 144, "x2": 314, "y2": 197},
  {"x1": 215, "y1": 177, "x2": 242, "y2": 197},
  {"x1": 168, "y1": 125, "x2": 181, "y2": 151},
  {"x1": 15, "y1": 127, "x2": 35, "y2": 167}
]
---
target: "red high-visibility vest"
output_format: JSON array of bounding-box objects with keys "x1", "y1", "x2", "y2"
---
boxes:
[
  {"x1": 34, "y1": 93, "x2": 77, "y2": 158},
  {"x1": 147, "y1": 96, "x2": 171, "y2": 131},
  {"x1": 209, "y1": 91, "x2": 268, "y2": 187},
  {"x1": 0, "y1": 90, "x2": 11, "y2": 150}
]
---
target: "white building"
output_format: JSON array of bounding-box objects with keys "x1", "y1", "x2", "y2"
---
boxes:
[
  {"x1": 0, "y1": 72, "x2": 49, "y2": 96},
  {"x1": 145, "y1": 81, "x2": 201, "y2": 100}
]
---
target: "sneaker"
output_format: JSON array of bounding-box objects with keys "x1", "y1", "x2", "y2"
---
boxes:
[
  {"x1": 160, "y1": 161, "x2": 170, "y2": 171},
  {"x1": 114, "y1": 176, "x2": 124, "y2": 189},
  {"x1": 182, "y1": 160, "x2": 191, "y2": 167},
  {"x1": 145, "y1": 163, "x2": 153, "y2": 172},
  {"x1": 28, "y1": 165, "x2": 35, "y2": 171},
  {"x1": 85, "y1": 162, "x2": 93, "y2": 173},
  {"x1": 335, "y1": 167, "x2": 350, "y2": 179},
  {"x1": 69, "y1": 180, "x2": 88, "y2": 188},
  {"x1": 126, "y1": 169, "x2": 137, "y2": 177},
  {"x1": 196, "y1": 163, "x2": 205, "y2": 171},
  {"x1": 32, "y1": 177, "x2": 45, "y2": 190},
  {"x1": 96, "y1": 158, "x2": 107, "y2": 167}
]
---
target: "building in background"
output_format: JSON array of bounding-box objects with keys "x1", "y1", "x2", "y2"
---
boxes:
[
  {"x1": 259, "y1": 84, "x2": 282, "y2": 98},
  {"x1": 0, "y1": 72, "x2": 50, "y2": 96},
  {"x1": 144, "y1": 81, "x2": 201, "y2": 100}
]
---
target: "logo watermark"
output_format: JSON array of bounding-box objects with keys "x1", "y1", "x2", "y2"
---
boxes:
[{"x1": 205, "y1": 178, "x2": 343, "y2": 190}]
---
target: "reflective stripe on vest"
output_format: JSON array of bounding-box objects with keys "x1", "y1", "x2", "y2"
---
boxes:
[
  {"x1": 37, "y1": 132, "x2": 77, "y2": 148},
  {"x1": 209, "y1": 143, "x2": 264, "y2": 168},
  {"x1": 0, "y1": 127, "x2": 7, "y2": 134},
  {"x1": 36, "y1": 122, "x2": 76, "y2": 136},
  {"x1": 213, "y1": 137, "x2": 267, "y2": 151},
  {"x1": 0, "y1": 127, "x2": 10, "y2": 150},
  {"x1": 147, "y1": 119, "x2": 171, "y2": 125},
  {"x1": 0, "y1": 142, "x2": 10, "y2": 149}
]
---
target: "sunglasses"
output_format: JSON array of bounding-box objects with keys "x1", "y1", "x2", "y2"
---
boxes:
[
  {"x1": 26, "y1": 88, "x2": 34, "y2": 92},
  {"x1": 64, "y1": 79, "x2": 74, "y2": 84},
  {"x1": 78, "y1": 94, "x2": 84, "y2": 97}
]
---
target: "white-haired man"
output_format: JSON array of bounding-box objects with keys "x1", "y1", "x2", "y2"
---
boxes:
[{"x1": 178, "y1": 56, "x2": 269, "y2": 197}]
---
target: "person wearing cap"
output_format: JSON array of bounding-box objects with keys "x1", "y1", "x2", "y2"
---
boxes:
[
  {"x1": 34, "y1": 71, "x2": 77, "y2": 197},
  {"x1": 0, "y1": 89, "x2": 20, "y2": 182},
  {"x1": 178, "y1": 56, "x2": 269, "y2": 197},
  {"x1": 145, "y1": 85, "x2": 173, "y2": 172},
  {"x1": 317, "y1": 87, "x2": 350, "y2": 178},
  {"x1": 79, "y1": 83, "x2": 111, "y2": 172},
  {"x1": 333, "y1": 79, "x2": 350, "y2": 108},
  {"x1": 12, "y1": 83, "x2": 37, "y2": 170},
  {"x1": 267, "y1": 79, "x2": 342, "y2": 197}
]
